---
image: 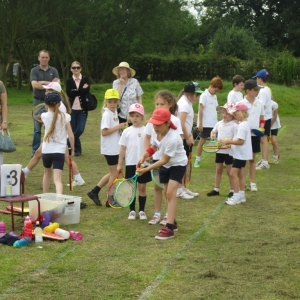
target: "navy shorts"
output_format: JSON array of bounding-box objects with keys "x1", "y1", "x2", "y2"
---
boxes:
[
  {"x1": 263, "y1": 119, "x2": 271, "y2": 136},
  {"x1": 199, "y1": 127, "x2": 213, "y2": 139},
  {"x1": 126, "y1": 165, "x2": 151, "y2": 184},
  {"x1": 159, "y1": 165, "x2": 186, "y2": 184},
  {"x1": 42, "y1": 153, "x2": 65, "y2": 170},
  {"x1": 104, "y1": 155, "x2": 119, "y2": 166},
  {"x1": 183, "y1": 139, "x2": 192, "y2": 157},
  {"x1": 251, "y1": 136, "x2": 261, "y2": 153},
  {"x1": 215, "y1": 153, "x2": 234, "y2": 165},
  {"x1": 271, "y1": 129, "x2": 278, "y2": 136},
  {"x1": 232, "y1": 158, "x2": 246, "y2": 169}
]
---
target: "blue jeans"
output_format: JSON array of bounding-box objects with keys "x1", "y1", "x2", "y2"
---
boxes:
[
  {"x1": 32, "y1": 98, "x2": 44, "y2": 154},
  {"x1": 71, "y1": 109, "x2": 87, "y2": 154}
]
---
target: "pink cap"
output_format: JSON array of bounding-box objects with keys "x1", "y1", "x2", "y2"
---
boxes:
[
  {"x1": 128, "y1": 103, "x2": 144, "y2": 115},
  {"x1": 228, "y1": 101, "x2": 248, "y2": 114},
  {"x1": 0, "y1": 221, "x2": 6, "y2": 238},
  {"x1": 42, "y1": 82, "x2": 62, "y2": 93}
]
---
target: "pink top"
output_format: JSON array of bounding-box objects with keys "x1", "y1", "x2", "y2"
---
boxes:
[{"x1": 72, "y1": 74, "x2": 82, "y2": 110}]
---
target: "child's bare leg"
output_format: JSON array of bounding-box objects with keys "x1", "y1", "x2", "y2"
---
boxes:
[
  {"x1": 165, "y1": 180, "x2": 180, "y2": 225},
  {"x1": 43, "y1": 167, "x2": 52, "y2": 193},
  {"x1": 215, "y1": 163, "x2": 223, "y2": 188},
  {"x1": 53, "y1": 169, "x2": 63, "y2": 194}
]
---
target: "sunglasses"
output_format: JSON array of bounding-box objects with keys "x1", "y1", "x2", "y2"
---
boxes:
[{"x1": 71, "y1": 66, "x2": 81, "y2": 70}]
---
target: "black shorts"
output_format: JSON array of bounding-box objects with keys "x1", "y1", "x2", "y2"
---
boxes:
[
  {"x1": 199, "y1": 127, "x2": 213, "y2": 139},
  {"x1": 263, "y1": 119, "x2": 271, "y2": 136},
  {"x1": 104, "y1": 155, "x2": 119, "y2": 166},
  {"x1": 271, "y1": 129, "x2": 278, "y2": 136},
  {"x1": 159, "y1": 165, "x2": 186, "y2": 184},
  {"x1": 126, "y1": 165, "x2": 151, "y2": 184},
  {"x1": 183, "y1": 139, "x2": 192, "y2": 157},
  {"x1": 251, "y1": 136, "x2": 261, "y2": 153},
  {"x1": 215, "y1": 153, "x2": 234, "y2": 165},
  {"x1": 232, "y1": 158, "x2": 246, "y2": 169},
  {"x1": 42, "y1": 153, "x2": 65, "y2": 170}
]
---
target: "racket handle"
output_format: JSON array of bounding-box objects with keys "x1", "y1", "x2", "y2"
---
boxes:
[{"x1": 68, "y1": 147, "x2": 72, "y2": 156}]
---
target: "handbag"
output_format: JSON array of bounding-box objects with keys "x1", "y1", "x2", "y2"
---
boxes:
[
  {"x1": 86, "y1": 92, "x2": 98, "y2": 111},
  {"x1": 0, "y1": 130, "x2": 16, "y2": 153},
  {"x1": 117, "y1": 87, "x2": 127, "y2": 114}
]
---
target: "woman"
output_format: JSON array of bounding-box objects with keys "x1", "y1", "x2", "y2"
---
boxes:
[
  {"x1": 112, "y1": 62, "x2": 143, "y2": 123},
  {"x1": 0, "y1": 80, "x2": 8, "y2": 165},
  {"x1": 66, "y1": 61, "x2": 90, "y2": 156}
]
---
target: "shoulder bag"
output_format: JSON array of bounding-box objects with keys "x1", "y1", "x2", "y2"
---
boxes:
[
  {"x1": 86, "y1": 92, "x2": 98, "y2": 111},
  {"x1": 0, "y1": 130, "x2": 16, "y2": 153}
]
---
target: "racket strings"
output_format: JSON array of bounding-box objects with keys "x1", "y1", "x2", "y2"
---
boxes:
[{"x1": 115, "y1": 180, "x2": 135, "y2": 207}]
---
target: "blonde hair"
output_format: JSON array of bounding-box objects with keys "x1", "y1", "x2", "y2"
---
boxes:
[
  {"x1": 71, "y1": 61, "x2": 81, "y2": 67},
  {"x1": 46, "y1": 89, "x2": 71, "y2": 114},
  {"x1": 155, "y1": 90, "x2": 178, "y2": 115},
  {"x1": 235, "y1": 110, "x2": 249, "y2": 119}
]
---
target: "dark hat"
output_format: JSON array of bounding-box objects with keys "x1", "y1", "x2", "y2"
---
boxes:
[
  {"x1": 183, "y1": 82, "x2": 203, "y2": 94},
  {"x1": 244, "y1": 79, "x2": 261, "y2": 90},
  {"x1": 252, "y1": 69, "x2": 269, "y2": 78},
  {"x1": 44, "y1": 92, "x2": 61, "y2": 104}
]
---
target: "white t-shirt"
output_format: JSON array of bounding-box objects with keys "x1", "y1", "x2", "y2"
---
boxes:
[
  {"x1": 212, "y1": 120, "x2": 237, "y2": 154},
  {"x1": 144, "y1": 114, "x2": 183, "y2": 160},
  {"x1": 177, "y1": 95, "x2": 194, "y2": 135},
  {"x1": 59, "y1": 102, "x2": 67, "y2": 113},
  {"x1": 240, "y1": 97, "x2": 264, "y2": 136},
  {"x1": 41, "y1": 111, "x2": 71, "y2": 154},
  {"x1": 227, "y1": 90, "x2": 243, "y2": 104},
  {"x1": 257, "y1": 85, "x2": 272, "y2": 120},
  {"x1": 151, "y1": 129, "x2": 187, "y2": 168},
  {"x1": 119, "y1": 126, "x2": 146, "y2": 165},
  {"x1": 271, "y1": 100, "x2": 281, "y2": 130},
  {"x1": 231, "y1": 121, "x2": 252, "y2": 160},
  {"x1": 199, "y1": 89, "x2": 218, "y2": 127},
  {"x1": 101, "y1": 108, "x2": 120, "y2": 155}
]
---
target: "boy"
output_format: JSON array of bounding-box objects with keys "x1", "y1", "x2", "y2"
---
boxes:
[
  {"x1": 227, "y1": 75, "x2": 245, "y2": 104},
  {"x1": 252, "y1": 69, "x2": 272, "y2": 170},
  {"x1": 194, "y1": 76, "x2": 223, "y2": 168}
]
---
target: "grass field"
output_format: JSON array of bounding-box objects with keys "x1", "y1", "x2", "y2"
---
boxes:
[{"x1": 0, "y1": 82, "x2": 300, "y2": 299}]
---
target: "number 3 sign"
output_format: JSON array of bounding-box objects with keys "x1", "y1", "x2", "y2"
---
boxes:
[{"x1": 0, "y1": 164, "x2": 22, "y2": 197}]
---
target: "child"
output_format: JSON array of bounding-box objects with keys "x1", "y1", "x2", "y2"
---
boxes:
[
  {"x1": 239, "y1": 79, "x2": 264, "y2": 192},
  {"x1": 22, "y1": 82, "x2": 85, "y2": 186},
  {"x1": 219, "y1": 102, "x2": 252, "y2": 205},
  {"x1": 177, "y1": 82, "x2": 202, "y2": 199},
  {"x1": 227, "y1": 75, "x2": 245, "y2": 104},
  {"x1": 137, "y1": 108, "x2": 187, "y2": 240},
  {"x1": 206, "y1": 102, "x2": 237, "y2": 198},
  {"x1": 41, "y1": 92, "x2": 74, "y2": 194},
  {"x1": 117, "y1": 103, "x2": 151, "y2": 220},
  {"x1": 87, "y1": 89, "x2": 127, "y2": 206},
  {"x1": 270, "y1": 99, "x2": 281, "y2": 163},
  {"x1": 194, "y1": 76, "x2": 223, "y2": 168},
  {"x1": 144, "y1": 90, "x2": 183, "y2": 225}
]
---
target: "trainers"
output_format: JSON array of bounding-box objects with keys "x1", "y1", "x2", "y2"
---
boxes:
[
  {"x1": 239, "y1": 196, "x2": 246, "y2": 203},
  {"x1": 256, "y1": 159, "x2": 263, "y2": 167},
  {"x1": 226, "y1": 196, "x2": 241, "y2": 205},
  {"x1": 159, "y1": 215, "x2": 168, "y2": 226},
  {"x1": 155, "y1": 227, "x2": 174, "y2": 240},
  {"x1": 87, "y1": 191, "x2": 102, "y2": 206},
  {"x1": 194, "y1": 160, "x2": 200, "y2": 168},
  {"x1": 256, "y1": 163, "x2": 270, "y2": 170},
  {"x1": 176, "y1": 190, "x2": 194, "y2": 199},
  {"x1": 183, "y1": 187, "x2": 199, "y2": 197},
  {"x1": 173, "y1": 223, "x2": 178, "y2": 232},
  {"x1": 250, "y1": 183, "x2": 258, "y2": 192},
  {"x1": 227, "y1": 192, "x2": 234, "y2": 198},
  {"x1": 128, "y1": 211, "x2": 136, "y2": 220},
  {"x1": 148, "y1": 214, "x2": 161, "y2": 225},
  {"x1": 138, "y1": 211, "x2": 147, "y2": 220},
  {"x1": 73, "y1": 179, "x2": 85, "y2": 186},
  {"x1": 207, "y1": 190, "x2": 220, "y2": 196}
]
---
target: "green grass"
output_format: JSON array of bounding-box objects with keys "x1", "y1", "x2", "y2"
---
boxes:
[{"x1": 0, "y1": 82, "x2": 299, "y2": 299}]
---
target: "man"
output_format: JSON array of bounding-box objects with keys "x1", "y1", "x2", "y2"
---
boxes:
[{"x1": 30, "y1": 50, "x2": 59, "y2": 156}]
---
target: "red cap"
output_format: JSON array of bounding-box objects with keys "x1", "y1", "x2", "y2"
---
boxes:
[{"x1": 147, "y1": 108, "x2": 177, "y2": 129}]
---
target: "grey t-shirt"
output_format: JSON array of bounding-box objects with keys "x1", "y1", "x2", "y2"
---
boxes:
[{"x1": 30, "y1": 65, "x2": 59, "y2": 99}]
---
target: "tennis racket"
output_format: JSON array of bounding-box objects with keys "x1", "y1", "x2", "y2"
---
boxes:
[
  {"x1": 32, "y1": 103, "x2": 47, "y2": 123},
  {"x1": 203, "y1": 139, "x2": 230, "y2": 153},
  {"x1": 183, "y1": 146, "x2": 192, "y2": 187},
  {"x1": 107, "y1": 171, "x2": 126, "y2": 209},
  {"x1": 268, "y1": 136, "x2": 279, "y2": 164},
  {"x1": 150, "y1": 160, "x2": 164, "y2": 189},
  {"x1": 251, "y1": 128, "x2": 264, "y2": 137},
  {"x1": 68, "y1": 148, "x2": 73, "y2": 191}
]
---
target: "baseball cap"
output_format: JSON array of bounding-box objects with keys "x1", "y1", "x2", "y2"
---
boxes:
[
  {"x1": 42, "y1": 82, "x2": 62, "y2": 93},
  {"x1": 252, "y1": 69, "x2": 269, "y2": 79},
  {"x1": 183, "y1": 82, "x2": 203, "y2": 94},
  {"x1": 128, "y1": 103, "x2": 144, "y2": 115},
  {"x1": 244, "y1": 79, "x2": 262, "y2": 90},
  {"x1": 147, "y1": 108, "x2": 177, "y2": 129},
  {"x1": 44, "y1": 92, "x2": 62, "y2": 104},
  {"x1": 104, "y1": 89, "x2": 119, "y2": 100},
  {"x1": 228, "y1": 101, "x2": 248, "y2": 114}
]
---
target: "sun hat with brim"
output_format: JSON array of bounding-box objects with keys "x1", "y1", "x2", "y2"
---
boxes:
[
  {"x1": 104, "y1": 89, "x2": 120, "y2": 100},
  {"x1": 228, "y1": 102, "x2": 248, "y2": 114},
  {"x1": 147, "y1": 108, "x2": 177, "y2": 129},
  {"x1": 112, "y1": 62, "x2": 136, "y2": 77},
  {"x1": 45, "y1": 92, "x2": 62, "y2": 104},
  {"x1": 244, "y1": 79, "x2": 262, "y2": 90},
  {"x1": 219, "y1": 102, "x2": 235, "y2": 114},
  {"x1": 42, "y1": 82, "x2": 62, "y2": 93},
  {"x1": 183, "y1": 82, "x2": 203, "y2": 94},
  {"x1": 128, "y1": 103, "x2": 144, "y2": 115},
  {"x1": 252, "y1": 69, "x2": 269, "y2": 79}
]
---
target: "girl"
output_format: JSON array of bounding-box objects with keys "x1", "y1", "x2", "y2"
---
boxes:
[
  {"x1": 144, "y1": 90, "x2": 182, "y2": 226},
  {"x1": 219, "y1": 102, "x2": 252, "y2": 205},
  {"x1": 269, "y1": 99, "x2": 281, "y2": 164},
  {"x1": 87, "y1": 89, "x2": 127, "y2": 206},
  {"x1": 41, "y1": 92, "x2": 74, "y2": 194},
  {"x1": 206, "y1": 102, "x2": 237, "y2": 198},
  {"x1": 137, "y1": 108, "x2": 187, "y2": 240},
  {"x1": 117, "y1": 103, "x2": 151, "y2": 220}
]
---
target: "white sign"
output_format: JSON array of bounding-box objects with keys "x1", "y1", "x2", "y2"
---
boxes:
[{"x1": 0, "y1": 164, "x2": 22, "y2": 197}]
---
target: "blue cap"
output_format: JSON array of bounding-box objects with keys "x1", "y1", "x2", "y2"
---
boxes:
[
  {"x1": 252, "y1": 69, "x2": 269, "y2": 78},
  {"x1": 44, "y1": 92, "x2": 61, "y2": 104}
]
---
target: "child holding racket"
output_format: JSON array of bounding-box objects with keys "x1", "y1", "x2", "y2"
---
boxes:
[
  {"x1": 206, "y1": 102, "x2": 237, "y2": 198},
  {"x1": 117, "y1": 103, "x2": 151, "y2": 220},
  {"x1": 87, "y1": 89, "x2": 127, "y2": 206},
  {"x1": 41, "y1": 92, "x2": 74, "y2": 194},
  {"x1": 144, "y1": 90, "x2": 183, "y2": 225},
  {"x1": 137, "y1": 108, "x2": 187, "y2": 240},
  {"x1": 219, "y1": 102, "x2": 252, "y2": 205}
]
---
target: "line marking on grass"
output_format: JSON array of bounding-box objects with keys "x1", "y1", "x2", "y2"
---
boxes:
[{"x1": 137, "y1": 200, "x2": 226, "y2": 300}]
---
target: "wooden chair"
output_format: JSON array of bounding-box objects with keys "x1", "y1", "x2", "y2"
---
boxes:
[{"x1": 0, "y1": 171, "x2": 41, "y2": 231}]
